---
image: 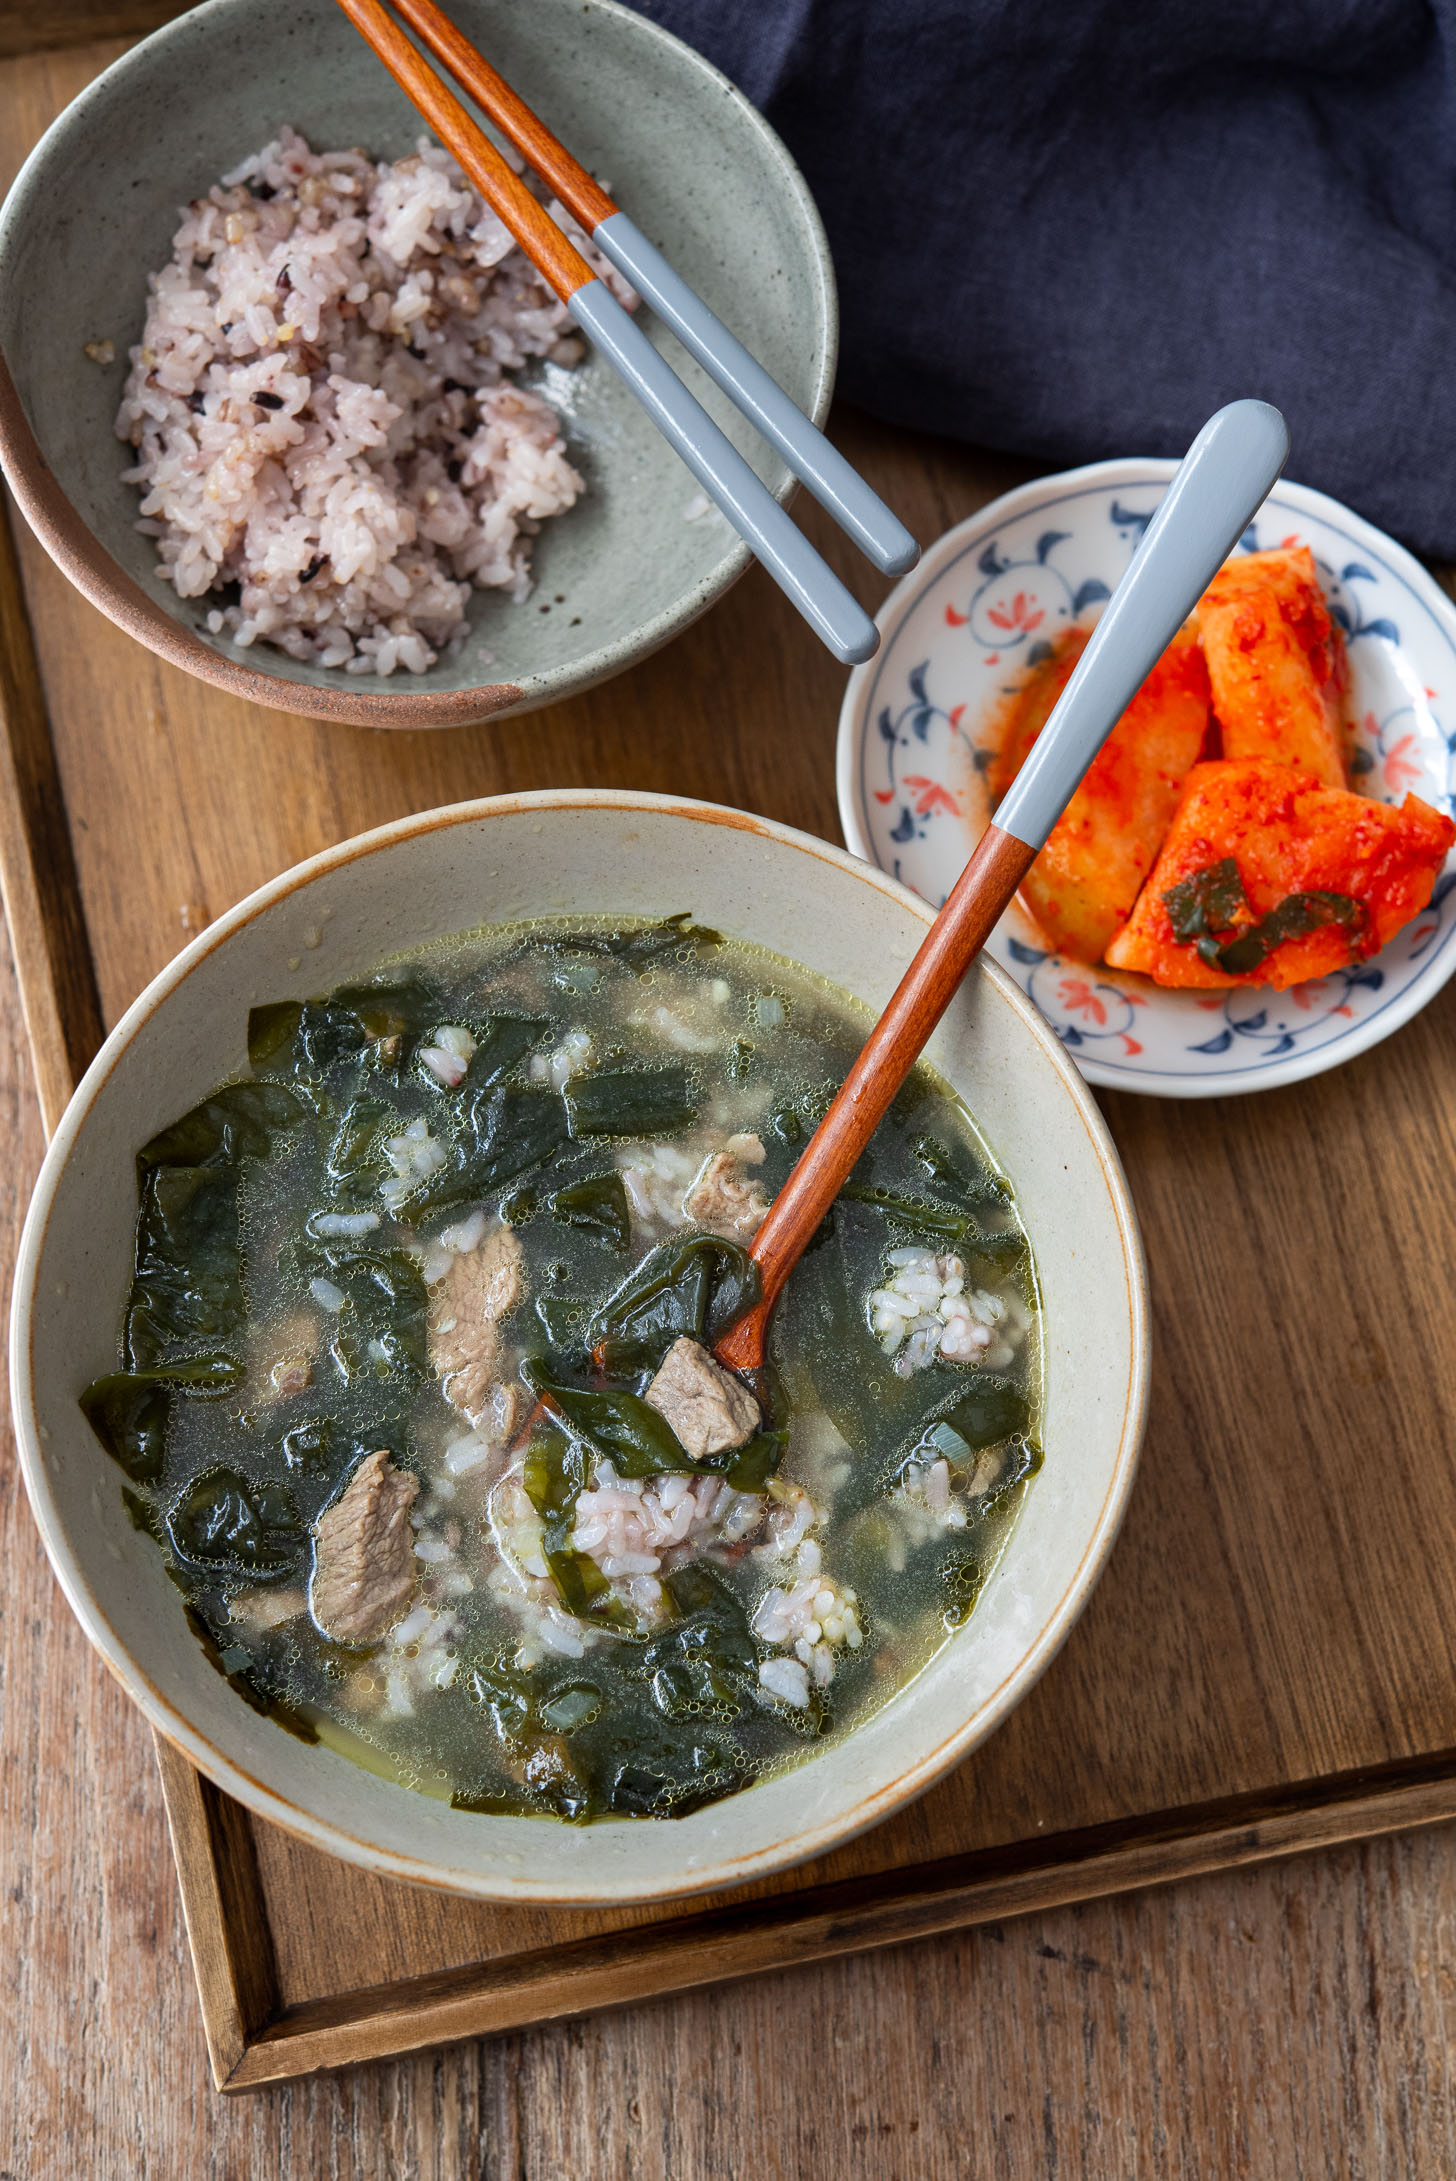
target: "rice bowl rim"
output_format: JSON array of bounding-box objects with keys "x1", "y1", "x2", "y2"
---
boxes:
[
  {"x1": 0, "y1": 0, "x2": 836, "y2": 728},
  {"x1": 11, "y1": 790, "x2": 1150, "y2": 1903}
]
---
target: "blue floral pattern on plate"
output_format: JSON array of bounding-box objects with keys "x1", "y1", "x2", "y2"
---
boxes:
[{"x1": 836, "y1": 460, "x2": 1456, "y2": 1097}]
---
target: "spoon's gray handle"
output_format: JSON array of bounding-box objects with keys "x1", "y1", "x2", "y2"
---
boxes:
[{"x1": 994, "y1": 400, "x2": 1290, "y2": 851}]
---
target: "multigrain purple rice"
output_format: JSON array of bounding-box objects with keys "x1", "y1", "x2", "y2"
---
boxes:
[{"x1": 116, "y1": 126, "x2": 633, "y2": 675}]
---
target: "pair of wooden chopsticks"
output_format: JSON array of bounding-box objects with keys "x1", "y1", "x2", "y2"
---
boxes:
[{"x1": 332, "y1": 0, "x2": 918, "y2": 662}]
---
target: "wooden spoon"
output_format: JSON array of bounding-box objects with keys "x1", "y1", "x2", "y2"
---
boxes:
[{"x1": 715, "y1": 398, "x2": 1289, "y2": 1378}]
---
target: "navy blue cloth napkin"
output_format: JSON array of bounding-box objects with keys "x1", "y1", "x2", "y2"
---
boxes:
[{"x1": 633, "y1": 0, "x2": 1456, "y2": 559}]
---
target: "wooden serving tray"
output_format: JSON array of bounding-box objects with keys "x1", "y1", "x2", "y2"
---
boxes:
[{"x1": 8, "y1": 28, "x2": 1456, "y2": 2095}]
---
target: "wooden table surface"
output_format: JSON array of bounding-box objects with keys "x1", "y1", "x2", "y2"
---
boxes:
[
  {"x1": 5, "y1": 23, "x2": 1456, "y2": 2177},
  {"x1": 6, "y1": 489, "x2": 1456, "y2": 2181}
]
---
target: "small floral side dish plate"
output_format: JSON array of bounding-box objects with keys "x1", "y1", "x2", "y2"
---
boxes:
[{"x1": 837, "y1": 459, "x2": 1456, "y2": 1097}]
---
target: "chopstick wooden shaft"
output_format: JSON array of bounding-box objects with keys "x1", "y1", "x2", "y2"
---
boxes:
[
  {"x1": 384, "y1": 0, "x2": 613, "y2": 234},
  {"x1": 332, "y1": 0, "x2": 591, "y2": 300},
  {"x1": 332, "y1": 0, "x2": 880, "y2": 661},
  {"x1": 382, "y1": 0, "x2": 920, "y2": 577}
]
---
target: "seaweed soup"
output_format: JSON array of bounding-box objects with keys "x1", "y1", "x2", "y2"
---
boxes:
[{"x1": 81, "y1": 916, "x2": 1042, "y2": 1823}]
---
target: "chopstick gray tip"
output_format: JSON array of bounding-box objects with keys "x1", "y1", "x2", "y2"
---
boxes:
[
  {"x1": 838, "y1": 625, "x2": 882, "y2": 667},
  {"x1": 882, "y1": 539, "x2": 921, "y2": 578}
]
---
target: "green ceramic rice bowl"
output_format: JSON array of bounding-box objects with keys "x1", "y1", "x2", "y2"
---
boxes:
[{"x1": 0, "y1": 0, "x2": 835, "y2": 727}]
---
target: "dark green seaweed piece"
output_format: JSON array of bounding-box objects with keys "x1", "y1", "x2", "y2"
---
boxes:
[
  {"x1": 125, "y1": 1164, "x2": 243, "y2": 1369},
  {"x1": 549, "y1": 1170, "x2": 631, "y2": 1250},
  {"x1": 125, "y1": 1080, "x2": 307, "y2": 1371},
  {"x1": 120, "y1": 1486, "x2": 165, "y2": 1542},
  {"x1": 298, "y1": 1242, "x2": 429, "y2": 1377},
  {"x1": 463, "y1": 1085, "x2": 570, "y2": 1194},
  {"x1": 246, "y1": 1001, "x2": 304, "y2": 1071},
  {"x1": 788, "y1": 1203, "x2": 947, "y2": 1455},
  {"x1": 543, "y1": 1547, "x2": 627, "y2": 1628},
  {"x1": 466, "y1": 1659, "x2": 533, "y2": 1743},
  {"x1": 765, "y1": 1103, "x2": 802, "y2": 1145},
  {"x1": 663, "y1": 1560, "x2": 759, "y2": 1635},
  {"x1": 184, "y1": 1607, "x2": 320, "y2": 1742},
  {"x1": 564, "y1": 1066, "x2": 696, "y2": 1139},
  {"x1": 521, "y1": 1426, "x2": 635, "y2": 1631},
  {"x1": 911, "y1": 1132, "x2": 1010, "y2": 1207},
  {"x1": 136, "y1": 1079, "x2": 306, "y2": 1178},
  {"x1": 82, "y1": 1375, "x2": 169, "y2": 1481},
  {"x1": 460, "y1": 1014, "x2": 549, "y2": 1093},
  {"x1": 1160, "y1": 860, "x2": 1366, "y2": 975},
  {"x1": 449, "y1": 1787, "x2": 525, "y2": 1816},
  {"x1": 1197, "y1": 890, "x2": 1363, "y2": 975},
  {"x1": 1162, "y1": 858, "x2": 1249, "y2": 942},
  {"x1": 721, "y1": 1428, "x2": 787, "y2": 1494},
  {"x1": 645, "y1": 1564, "x2": 763, "y2": 1723},
  {"x1": 324, "y1": 1096, "x2": 395, "y2": 1192},
  {"x1": 839, "y1": 1183, "x2": 1025, "y2": 1264},
  {"x1": 80, "y1": 1356, "x2": 244, "y2": 1481},
  {"x1": 524, "y1": 1363, "x2": 698, "y2": 1478},
  {"x1": 534, "y1": 1294, "x2": 590, "y2": 1347},
  {"x1": 586, "y1": 1234, "x2": 759, "y2": 1372},
  {"x1": 601, "y1": 1729, "x2": 749, "y2": 1818},
  {"x1": 397, "y1": 1085, "x2": 568, "y2": 1218},
  {"x1": 537, "y1": 913, "x2": 721, "y2": 971},
  {"x1": 289, "y1": 978, "x2": 440, "y2": 1076},
  {"x1": 167, "y1": 1468, "x2": 303, "y2": 1574}
]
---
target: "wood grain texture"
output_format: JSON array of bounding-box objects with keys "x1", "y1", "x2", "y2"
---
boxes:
[
  {"x1": 154, "y1": 1739, "x2": 281, "y2": 2086},
  {"x1": 6, "y1": 27, "x2": 1456, "y2": 2171},
  {"x1": 0, "y1": 494, "x2": 104, "y2": 1130},
  {"x1": 214, "y1": 1751, "x2": 1456, "y2": 2089},
  {"x1": 0, "y1": 0, "x2": 186, "y2": 61}
]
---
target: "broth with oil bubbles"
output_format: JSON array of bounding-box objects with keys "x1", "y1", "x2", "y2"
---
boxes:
[{"x1": 81, "y1": 915, "x2": 1041, "y2": 1822}]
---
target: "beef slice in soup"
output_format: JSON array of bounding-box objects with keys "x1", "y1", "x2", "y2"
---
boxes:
[
  {"x1": 310, "y1": 1449, "x2": 419, "y2": 1643},
  {"x1": 429, "y1": 1224, "x2": 524, "y2": 1424},
  {"x1": 682, "y1": 1134, "x2": 771, "y2": 1241},
  {"x1": 644, "y1": 1337, "x2": 761, "y2": 1458}
]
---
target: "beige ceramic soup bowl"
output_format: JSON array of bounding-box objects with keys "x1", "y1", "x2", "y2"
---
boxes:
[{"x1": 11, "y1": 792, "x2": 1148, "y2": 1905}]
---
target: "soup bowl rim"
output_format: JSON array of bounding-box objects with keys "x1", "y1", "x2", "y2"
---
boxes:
[{"x1": 10, "y1": 788, "x2": 1150, "y2": 1902}]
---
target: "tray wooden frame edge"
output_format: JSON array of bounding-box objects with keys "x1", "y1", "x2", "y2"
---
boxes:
[
  {"x1": 162, "y1": 1741, "x2": 1456, "y2": 2091},
  {"x1": 5, "y1": 476, "x2": 1456, "y2": 2089}
]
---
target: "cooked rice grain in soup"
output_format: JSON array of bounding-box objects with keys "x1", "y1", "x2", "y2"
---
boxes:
[
  {"x1": 116, "y1": 128, "x2": 632, "y2": 673},
  {"x1": 81, "y1": 919, "x2": 1042, "y2": 1822}
]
